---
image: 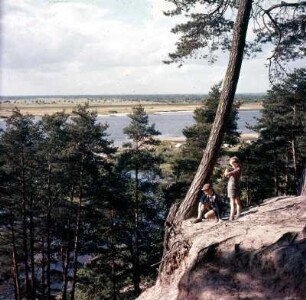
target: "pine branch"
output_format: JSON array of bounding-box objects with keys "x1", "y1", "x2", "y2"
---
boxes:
[{"x1": 264, "y1": 1, "x2": 306, "y2": 14}]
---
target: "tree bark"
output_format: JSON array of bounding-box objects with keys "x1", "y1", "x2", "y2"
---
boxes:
[
  {"x1": 21, "y1": 152, "x2": 31, "y2": 299},
  {"x1": 70, "y1": 194, "x2": 82, "y2": 300},
  {"x1": 46, "y1": 163, "x2": 52, "y2": 300},
  {"x1": 300, "y1": 164, "x2": 306, "y2": 196},
  {"x1": 110, "y1": 209, "x2": 117, "y2": 300},
  {"x1": 41, "y1": 237, "x2": 46, "y2": 300},
  {"x1": 273, "y1": 149, "x2": 279, "y2": 195},
  {"x1": 62, "y1": 186, "x2": 74, "y2": 300},
  {"x1": 71, "y1": 161, "x2": 84, "y2": 300},
  {"x1": 29, "y1": 202, "x2": 36, "y2": 300},
  {"x1": 291, "y1": 104, "x2": 298, "y2": 184},
  {"x1": 173, "y1": 0, "x2": 253, "y2": 223},
  {"x1": 132, "y1": 167, "x2": 141, "y2": 296},
  {"x1": 11, "y1": 221, "x2": 21, "y2": 300}
]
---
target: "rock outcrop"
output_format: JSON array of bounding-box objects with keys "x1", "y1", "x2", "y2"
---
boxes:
[{"x1": 138, "y1": 195, "x2": 306, "y2": 300}]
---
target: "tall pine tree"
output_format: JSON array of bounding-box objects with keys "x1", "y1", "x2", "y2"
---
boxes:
[
  {"x1": 239, "y1": 68, "x2": 306, "y2": 202},
  {"x1": 117, "y1": 105, "x2": 165, "y2": 297}
]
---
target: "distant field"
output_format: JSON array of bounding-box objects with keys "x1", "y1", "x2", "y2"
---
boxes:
[{"x1": 0, "y1": 100, "x2": 262, "y2": 118}]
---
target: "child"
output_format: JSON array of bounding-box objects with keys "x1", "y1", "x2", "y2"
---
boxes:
[{"x1": 224, "y1": 156, "x2": 242, "y2": 220}]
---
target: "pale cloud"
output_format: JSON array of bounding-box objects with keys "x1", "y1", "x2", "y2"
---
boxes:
[
  {"x1": 1, "y1": 0, "x2": 305, "y2": 96},
  {"x1": 1, "y1": 0, "x2": 182, "y2": 95}
]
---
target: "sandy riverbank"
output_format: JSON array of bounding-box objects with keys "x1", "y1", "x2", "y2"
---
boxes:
[
  {"x1": 0, "y1": 101, "x2": 262, "y2": 118},
  {"x1": 160, "y1": 132, "x2": 259, "y2": 144}
]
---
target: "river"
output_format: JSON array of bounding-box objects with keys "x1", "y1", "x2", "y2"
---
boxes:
[
  {"x1": 97, "y1": 110, "x2": 261, "y2": 146},
  {"x1": 0, "y1": 110, "x2": 261, "y2": 146}
]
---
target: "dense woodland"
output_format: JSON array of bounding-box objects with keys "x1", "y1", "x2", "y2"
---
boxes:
[
  {"x1": 0, "y1": 93, "x2": 265, "y2": 106},
  {"x1": 0, "y1": 68, "x2": 305, "y2": 300}
]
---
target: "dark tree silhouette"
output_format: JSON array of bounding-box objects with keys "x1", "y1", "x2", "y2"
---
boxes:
[{"x1": 119, "y1": 105, "x2": 162, "y2": 296}]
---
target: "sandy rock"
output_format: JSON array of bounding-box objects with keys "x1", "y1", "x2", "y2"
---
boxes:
[{"x1": 138, "y1": 195, "x2": 306, "y2": 300}]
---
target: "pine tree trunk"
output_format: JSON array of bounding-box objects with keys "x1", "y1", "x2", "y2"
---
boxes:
[
  {"x1": 273, "y1": 150, "x2": 279, "y2": 195},
  {"x1": 70, "y1": 203, "x2": 81, "y2": 300},
  {"x1": 62, "y1": 232, "x2": 71, "y2": 300},
  {"x1": 291, "y1": 138, "x2": 297, "y2": 179},
  {"x1": 291, "y1": 104, "x2": 298, "y2": 186},
  {"x1": 246, "y1": 170, "x2": 250, "y2": 206},
  {"x1": 11, "y1": 221, "x2": 21, "y2": 300},
  {"x1": 173, "y1": 0, "x2": 253, "y2": 223},
  {"x1": 41, "y1": 237, "x2": 46, "y2": 300},
  {"x1": 62, "y1": 187, "x2": 74, "y2": 300},
  {"x1": 71, "y1": 200, "x2": 81, "y2": 300},
  {"x1": 71, "y1": 162, "x2": 84, "y2": 300},
  {"x1": 285, "y1": 154, "x2": 289, "y2": 190},
  {"x1": 133, "y1": 167, "x2": 141, "y2": 296},
  {"x1": 46, "y1": 216, "x2": 51, "y2": 300},
  {"x1": 111, "y1": 209, "x2": 117, "y2": 300},
  {"x1": 46, "y1": 164, "x2": 52, "y2": 300},
  {"x1": 21, "y1": 152, "x2": 31, "y2": 299},
  {"x1": 29, "y1": 203, "x2": 36, "y2": 300},
  {"x1": 300, "y1": 164, "x2": 306, "y2": 196}
]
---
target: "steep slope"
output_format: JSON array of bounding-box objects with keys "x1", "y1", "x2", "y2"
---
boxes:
[{"x1": 138, "y1": 195, "x2": 306, "y2": 300}]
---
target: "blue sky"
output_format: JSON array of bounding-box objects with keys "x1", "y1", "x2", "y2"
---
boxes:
[{"x1": 1, "y1": 0, "x2": 305, "y2": 96}]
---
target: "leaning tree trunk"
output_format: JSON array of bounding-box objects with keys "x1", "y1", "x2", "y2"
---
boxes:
[
  {"x1": 159, "y1": 1, "x2": 254, "y2": 281},
  {"x1": 173, "y1": 0, "x2": 253, "y2": 224}
]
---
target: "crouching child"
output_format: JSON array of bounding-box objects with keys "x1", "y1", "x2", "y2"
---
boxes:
[{"x1": 193, "y1": 183, "x2": 222, "y2": 223}]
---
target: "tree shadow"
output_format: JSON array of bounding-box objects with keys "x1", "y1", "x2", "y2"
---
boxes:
[
  {"x1": 221, "y1": 209, "x2": 258, "y2": 221},
  {"x1": 177, "y1": 229, "x2": 306, "y2": 300}
]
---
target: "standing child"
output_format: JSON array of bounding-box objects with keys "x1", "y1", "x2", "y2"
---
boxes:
[{"x1": 224, "y1": 156, "x2": 242, "y2": 220}]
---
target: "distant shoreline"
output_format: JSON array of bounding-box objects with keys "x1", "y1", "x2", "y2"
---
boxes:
[
  {"x1": 0, "y1": 101, "x2": 262, "y2": 118},
  {"x1": 159, "y1": 132, "x2": 259, "y2": 144}
]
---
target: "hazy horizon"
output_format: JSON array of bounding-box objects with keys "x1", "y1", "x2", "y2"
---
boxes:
[{"x1": 0, "y1": 92, "x2": 266, "y2": 99}]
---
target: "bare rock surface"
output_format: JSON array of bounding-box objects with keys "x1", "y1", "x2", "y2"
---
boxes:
[{"x1": 138, "y1": 195, "x2": 306, "y2": 300}]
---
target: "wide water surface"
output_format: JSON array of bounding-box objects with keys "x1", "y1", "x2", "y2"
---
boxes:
[
  {"x1": 0, "y1": 110, "x2": 261, "y2": 146},
  {"x1": 97, "y1": 110, "x2": 261, "y2": 146}
]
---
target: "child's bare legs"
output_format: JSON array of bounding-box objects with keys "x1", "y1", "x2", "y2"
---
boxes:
[
  {"x1": 193, "y1": 203, "x2": 210, "y2": 223},
  {"x1": 229, "y1": 197, "x2": 235, "y2": 220},
  {"x1": 204, "y1": 210, "x2": 217, "y2": 220},
  {"x1": 235, "y1": 197, "x2": 242, "y2": 219},
  {"x1": 194, "y1": 202, "x2": 205, "y2": 222},
  {"x1": 198, "y1": 202, "x2": 204, "y2": 219}
]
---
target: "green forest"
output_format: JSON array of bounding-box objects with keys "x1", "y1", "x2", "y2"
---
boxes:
[
  {"x1": 0, "y1": 69, "x2": 305, "y2": 300},
  {"x1": 0, "y1": 93, "x2": 265, "y2": 105}
]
